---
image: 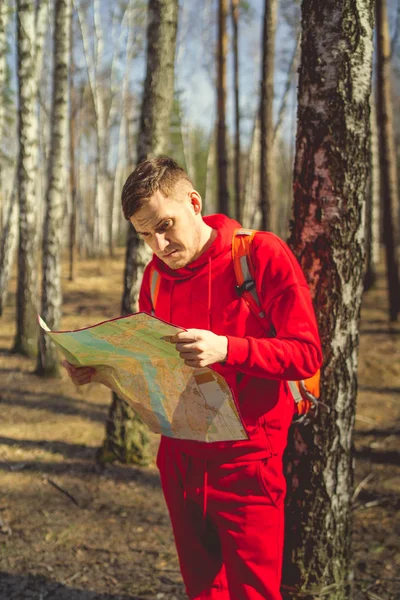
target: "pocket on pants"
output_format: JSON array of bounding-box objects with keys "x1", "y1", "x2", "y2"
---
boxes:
[{"x1": 255, "y1": 457, "x2": 285, "y2": 508}]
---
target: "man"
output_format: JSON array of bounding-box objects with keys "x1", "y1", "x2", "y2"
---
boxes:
[{"x1": 65, "y1": 157, "x2": 322, "y2": 600}]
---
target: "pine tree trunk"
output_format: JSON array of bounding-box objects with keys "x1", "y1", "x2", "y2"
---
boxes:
[
  {"x1": 231, "y1": 0, "x2": 241, "y2": 222},
  {"x1": 283, "y1": 2, "x2": 375, "y2": 599},
  {"x1": 217, "y1": 0, "x2": 230, "y2": 215},
  {"x1": 376, "y1": 0, "x2": 400, "y2": 321},
  {"x1": 37, "y1": 0, "x2": 70, "y2": 376},
  {"x1": 14, "y1": 0, "x2": 40, "y2": 357},
  {"x1": 99, "y1": 0, "x2": 179, "y2": 467},
  {"x1": 260, "y1": 0, "x2": 277, "y2": 231}
]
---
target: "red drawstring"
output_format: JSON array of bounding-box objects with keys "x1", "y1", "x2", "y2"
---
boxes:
[
  {"x1": 208, "y1": 257, "x2": 212, "y2": 329},
  {"x1": 203, "y1": 463, "x2": 208, "y2": 522}
]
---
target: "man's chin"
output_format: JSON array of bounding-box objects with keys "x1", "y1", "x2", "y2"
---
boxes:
[{"x1": 167, "y1": 257, "x2": 189, "y2": 270}]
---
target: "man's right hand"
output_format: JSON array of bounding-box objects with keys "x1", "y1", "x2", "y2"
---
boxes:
[{"x1": 61, "y1": 360, "x2": 95, "y2": 386}]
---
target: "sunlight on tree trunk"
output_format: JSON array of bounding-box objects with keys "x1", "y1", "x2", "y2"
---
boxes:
[
  {"x1": 260, "y1": 0, "x2": 278, "y2": 231},
  {"x1": 283, "y1": 1, "x2": 375, "y2": 598},
  {"x1": 376, "y1": 0, "x2": 400, "y2": 321},
  {"x1": 217, "y1": 0, "x2": 230, "y2": 215},
  {"x1": 99, "y1": 0, "x2": 179, "y2": 468},
  {"x1": 231, "y1": 0, "x2": 241, "y2": 222},
  {"x1": 37, "y1": 0, "x2": 71, "y2": 376},
  {"x1": 14, "y1": 0, "x2": 40, "y2": 357}
]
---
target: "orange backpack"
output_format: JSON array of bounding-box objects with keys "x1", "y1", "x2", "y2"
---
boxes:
[
  {"x1": 232, "y1": 228, "x2": 321, "y2": 421},
  {"x1": 148, "y1": 228, "x2": 322, "y2": 423}
]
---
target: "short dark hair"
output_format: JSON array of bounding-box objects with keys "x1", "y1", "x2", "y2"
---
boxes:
[{"x1": 121, "y1": 157, "x2": 193, "y2": 220}]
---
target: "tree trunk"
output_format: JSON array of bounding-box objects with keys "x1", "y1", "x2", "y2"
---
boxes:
[
  {"x1": 75, "y1": 0, "x2": 111, "y2": 257},
  {"x1": 0, "y1": 189, "x2": 18, "y2": 316},
  {"x1": 231, "y1": 0, "x2": 241, "y2": 222},
  {"x1": 0, "y1": 0, "x2": 10, "y2": 226},
  {"x1": 364, "y1": 95, "x2": 380, "y2": 290},
  {"x1": 0, "y1": 0, "x2": 48, "y2": 312},
  {"x1": 37, "y1": 0, "x2": 70, "y2": 376},
  {"x1": 273, "y1": 32, "x2": 300, "y2": 143},
  {"x1": 204, "y1": 127, "x2": 216, "y2": 215},
  {"x1": 376, "y1": 0, "x2": 400, "y2": 321},
  {"x1": 14, "y1": 0, "x2": 40, "y2": 357},
  {"x1": 217, "y1": 0, "x2": 230, "y2": 215},
  {"x1": 260, "y1": 0, "x2": 277, "y2": 232},
  {"x1": 283, "y1": 1, "x2": 374, "y2": 599},
  {"x1": 68, "y1": 7, "x2": 77, "y2": 282},
  {"x1": 99, "y1": 0, "x2": 179, "y2": 467},
  {"x1": 242, "y1": 112, "x2": 261, "y2": 229}
]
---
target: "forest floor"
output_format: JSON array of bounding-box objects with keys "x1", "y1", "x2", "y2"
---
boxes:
[{"x1": 0, "y1": 249, "x2": 399, "y2": 600}]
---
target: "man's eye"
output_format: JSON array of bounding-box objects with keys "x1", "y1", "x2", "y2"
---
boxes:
[{"x1": 160, "y1": 220, "x2": 171, "y2": 230}]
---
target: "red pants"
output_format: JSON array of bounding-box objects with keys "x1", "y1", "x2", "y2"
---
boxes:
[{"x1": 157, "y1": 439, "x2": 286, "y2": 599}]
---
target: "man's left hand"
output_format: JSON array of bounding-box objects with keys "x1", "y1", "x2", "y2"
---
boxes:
[{"x1": 170, "y1": 329, "x2": 228, "y2": 368}]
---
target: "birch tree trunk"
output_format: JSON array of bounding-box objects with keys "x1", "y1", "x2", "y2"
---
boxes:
[
  {"x1": 376, "y1": 0, "x2": 400, "y2": 321},
  {"x1": 283, "y1": 1, "x2": 374, "y2": 598},
  {"x1": 364, "y1": 95, "x2": 380, "y2": 290},
  {"x1": 217, "y1": 0, "x2": 230, "y2": 215},
  {"x1": 99, "y1": 0, "x2": 179, "y2": 467},
  {"x1": 0, "y1": 190, "x2": 18, "y2": 316},
  {"x1": 260, "y1": 0, "x2": 278, "y2": 231},
  {"x1": 14, "y1": 0, "x2": 40, "y2": 356},
  {"x1": 0, "y1": 0, "x2": 10, "y2": 225},
  {"x1": 0, "y1": 0, "x2": 48, "y2": 327},
  {"x1": 231, "y1": 0, "x2": 241, "y2": 222},
  {"x1": 242, "y1": 113, "x2": 261, "y2": 229},
  {"x1": 204, "y1": 127, "x2": 217, "y2": 215},
  {"x1": 37, "y1": 0, "x2": 70, "y2": 376},
  {"x1": 68, "y1": 7, "x2": 77, "y2": 281},
  {"x1": 75, "y1": 0, "x2": 111, "y2": 256},
  {"x1": 273, "y1": 33, "x2": 300, "y2": 143}
]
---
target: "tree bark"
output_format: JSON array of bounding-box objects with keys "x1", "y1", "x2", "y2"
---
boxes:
[
  {"x1": 99, "y1": 0, "x2": 179, "y2": 467},
  {"x1": 376, "y1": 0, "x2": 400, "y2": 321},
  {"x1": 242, "y1": 112, "x2": 261, "y2": 229},
  {"x1": 14, "y1": 0, "x2": 40, "y2": 356},
  {"x1": 0, "y1": 189, "x2": 18, "y2": 316},
  {"x1": 283, "y1": 1, "x2": 375, "y2": 598},
  {"x1": 364, "y1": 95, "x2": 380, "y2": 290},
  {"x1": 260, "y1": 0, "x2": 278, "y2": 231},
  {"x1": 231, "y1": 0, "x2": 241, "y2": 222},
  {"x1": 68, "y1": 6, "x2": 77, "y2": 282},
  {"x1": 0, "y1": 0, "x2": 10, "y2": 226},
  {"x1": 273, "y1": 32, "x2": 300, "y2": 143},
  {"x1": 0, "y1": 0, "x2": 48, "y2": 322},
  {"x1": 37, "y1": 0, "x2": 71, "y2": 376},
  {"x1": 217, "y1": 0, "x2": 230, "y2": 215}
]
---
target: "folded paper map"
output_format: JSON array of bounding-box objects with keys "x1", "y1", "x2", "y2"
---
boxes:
[{"x1": 38, "y1": 313, "x2": 247, "y2": 443}]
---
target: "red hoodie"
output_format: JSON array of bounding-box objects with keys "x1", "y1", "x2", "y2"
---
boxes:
[{"x1": 139, "y1": 214, "x2": 322, "y2": 463}]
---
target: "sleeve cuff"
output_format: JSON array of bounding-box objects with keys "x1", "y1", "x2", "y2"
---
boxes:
[{"x1": 225, "y1": 336, "x2": 250, "y2": 367}]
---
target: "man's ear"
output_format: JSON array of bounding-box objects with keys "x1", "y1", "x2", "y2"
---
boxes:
[{"x1": 189, "y1": 190, "x2": 202, "y2": 215}]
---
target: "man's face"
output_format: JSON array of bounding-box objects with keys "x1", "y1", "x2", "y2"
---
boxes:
[{"x1": 129, "y1": 185, "x2": 203, "y2": 270}]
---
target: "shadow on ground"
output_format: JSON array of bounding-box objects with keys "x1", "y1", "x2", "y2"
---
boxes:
[
  {"x1": 0, "y1": 388, "x2": 108, "y2": 423},
  {"x1": 0, "y1": 571, "x2": 144, "y2": 600}
]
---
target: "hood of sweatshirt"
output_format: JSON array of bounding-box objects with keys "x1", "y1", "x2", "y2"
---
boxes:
[{"x1": 150, "y1": 214, "x2": 241, "y2": 280}]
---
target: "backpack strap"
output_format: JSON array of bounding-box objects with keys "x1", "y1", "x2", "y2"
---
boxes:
[
  {"x1": 149, "y1": 265, "x2": 161, "y2": 316},
  {"x1": 232, "y1": 228, "x2": 320, "y2": 419},
  {"x1": 232, "y1": 229, "x2": 266, "y2": 321}
]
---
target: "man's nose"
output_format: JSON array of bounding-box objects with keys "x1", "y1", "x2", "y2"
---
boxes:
[{"x1": 154, "y1": 232, "x2": 169, "y2": 252}]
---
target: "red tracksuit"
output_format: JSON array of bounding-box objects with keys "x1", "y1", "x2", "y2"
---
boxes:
[{"x1": 139, "y1": 214, "x2": 322, "y2": 599}]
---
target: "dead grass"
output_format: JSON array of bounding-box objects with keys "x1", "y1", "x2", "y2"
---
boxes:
[{"x1": 0, "y1": 249, "x2": 399, "y2": 600}]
